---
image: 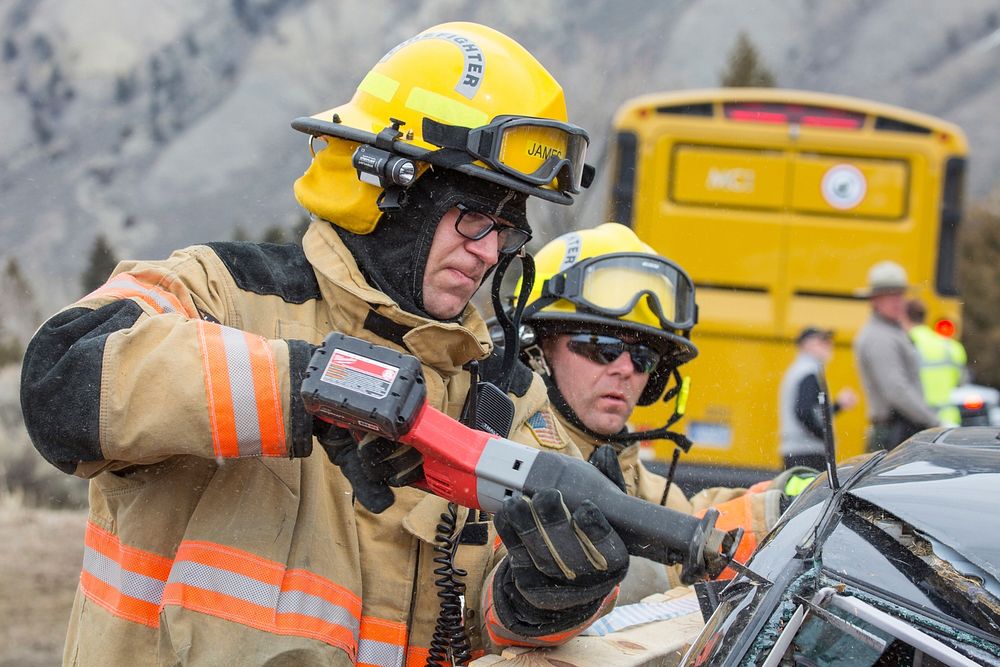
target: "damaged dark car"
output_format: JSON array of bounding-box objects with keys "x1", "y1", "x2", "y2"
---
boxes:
[{"x1": 684, "y1": 427, "x2": 1000, "y2": 666}]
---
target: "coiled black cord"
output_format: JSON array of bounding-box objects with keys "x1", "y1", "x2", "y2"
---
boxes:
[{"x1": 427, "y1": 502, "x2": 471, "y2": 666}]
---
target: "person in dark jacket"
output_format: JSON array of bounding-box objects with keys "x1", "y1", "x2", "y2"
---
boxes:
[{"x1": 779, "y1": 327, "x2": 858, "y2": 470}]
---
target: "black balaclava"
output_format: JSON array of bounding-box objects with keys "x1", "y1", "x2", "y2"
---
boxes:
[{"x1": 336, "y1": 168, "x2": 528, "y2": 320}]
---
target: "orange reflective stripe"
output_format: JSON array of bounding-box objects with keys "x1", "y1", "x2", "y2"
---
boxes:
[
  {"x1": 80, "y1": 522, "x2": 172, "y2": 627},
  {"x1": 748, "y1": 479, "x2": 771, "y2": 493},
  {"x1": 85, "y1": 271, "x2": 196, "y2": 317},
  {"x1": 405, "y1": 647, "x2": 431, "y2": 667},
  {"x1": 358, "y1": 616, "x2": 407, "y2": 667},
  {"x1": 197, "y1": 321, "x2": 287, "y2": 458},
  {"x1": 162, "y1": 540, "x2": 361, "y2": 655},
  {"x1": 484, "y1": 579, "x2": 618, "y2": 648},
  {"x1": 246, "y1": 332, "x2": 286, "y2": 457}
]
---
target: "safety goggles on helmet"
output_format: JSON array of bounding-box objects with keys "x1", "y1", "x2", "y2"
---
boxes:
[
  {"x1": 423, "y1": 115, "x2": 592, "y2": 194},
  {"x1": 454, "y1": 203, "x2": 531, "y2": 254},
  {"x1": 566, "y1": 333, "x2": 662, "y2": 374},
  {"x1": 531, "y1": 253, "x2": 697, "y2": 332}
]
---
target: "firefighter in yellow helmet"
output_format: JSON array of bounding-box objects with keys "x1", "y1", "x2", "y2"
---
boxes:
[
  {"x1": 514, "y1": 223, "x2": 811, "y2": 596},
  {"x1": 20, "y1": 23, "x2": 616, "y2": 665}
]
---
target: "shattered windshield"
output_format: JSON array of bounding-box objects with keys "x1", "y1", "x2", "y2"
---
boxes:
[{"x1": 822, "y1": 505, "x2": 1000, "y2": 640}]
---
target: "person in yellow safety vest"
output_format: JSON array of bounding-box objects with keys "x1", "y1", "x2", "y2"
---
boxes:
[
  {"x1": 19, "y1": 23, "x2": 625, "y2": 666},
  {"x1": 903, "y1": 298, "x2": 969, "y2": 427},
  {"x1": 512, "y1": 223, "x2": 816, "y2": 597}
]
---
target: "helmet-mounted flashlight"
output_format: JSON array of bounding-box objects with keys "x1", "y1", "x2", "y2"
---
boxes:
[{"x1": 351, "y1": 144, "x2": 416, "y2": 188}]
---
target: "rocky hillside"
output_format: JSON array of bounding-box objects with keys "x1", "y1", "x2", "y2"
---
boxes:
[{"x1": 3, "y1": 0, "x2": 1000, "y2": 308}]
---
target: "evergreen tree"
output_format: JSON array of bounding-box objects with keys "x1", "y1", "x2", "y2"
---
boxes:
[
  {"x1": 958, "y1": 186, "x2": 1000, "y2": 387},
  {"x1": 80, "y1": 234, "x2": 120, "y2": 294},
  {"x1": 0, "y1": 258, "x2": 36, "y2": 366},
  {"x1": 719, "y1": 32, "x2": 777, "y2": 87},
  {"x1": 259, "y1": 225, "x2": 288, "y2": 245}
]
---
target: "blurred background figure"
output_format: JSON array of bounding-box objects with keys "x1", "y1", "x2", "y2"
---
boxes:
[
  {"x1": 902, "y1": 298, "x2": 968, "y2": 427},
  {"x1": 779, "y1": 327, "x2": 858, "y2": 471},
  {"x1": 854, "y1": 261, "x2": 940, "y2": 451}
]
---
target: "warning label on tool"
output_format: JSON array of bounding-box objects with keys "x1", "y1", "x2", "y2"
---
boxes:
[{"x1": 321, "y1": 348, "x2": 399, "y2": 399}]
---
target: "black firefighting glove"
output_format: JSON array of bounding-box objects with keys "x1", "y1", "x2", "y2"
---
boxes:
[
  {"x1": 491, "y1": 488, "x2": 629, "y2": 638},
  {"x1": 313, "y1": 421, "x2": 423, "y2": 514}
]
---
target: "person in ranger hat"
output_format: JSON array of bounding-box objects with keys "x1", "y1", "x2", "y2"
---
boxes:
[
  {"x1": 20, "y1": 23, "x2": 625, "y2": 665},
  {"x1": 779, "y1": 326, "x2": 858, "y2": 471},
  {"x1": 853, "y1": 260, "x2": 941, "y2": 451}
]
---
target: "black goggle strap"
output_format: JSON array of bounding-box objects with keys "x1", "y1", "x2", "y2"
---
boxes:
[
  {"x1": 490, "y1": 250, "x2": 535, "y2": 393},
  {"x1": 422, "y1": 118, "x2": 478, "y2": 170}
]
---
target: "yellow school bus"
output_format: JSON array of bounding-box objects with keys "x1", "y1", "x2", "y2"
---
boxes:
[{"x1": 607, "y1": 88, "x2": 967, "y2": 489}]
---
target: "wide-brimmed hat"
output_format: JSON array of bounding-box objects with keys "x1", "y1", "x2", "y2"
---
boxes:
[{"x1": 856, "y1": 260, "x2": 909, "y2": 297}]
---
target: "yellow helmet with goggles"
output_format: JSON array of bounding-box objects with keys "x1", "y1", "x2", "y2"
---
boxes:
[
  {"x1": 517, "y1": 223, "x2": 698, "y2": 408},
  {"x1": 292, "y1": 22, "x2": 592, "y2": 234}
]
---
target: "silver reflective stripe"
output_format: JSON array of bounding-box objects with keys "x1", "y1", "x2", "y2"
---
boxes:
[
  {"x1": 356, "y1": 639, "x2": 404, "y2": 667},
  {"x1": 168, "y1": 560, "x2": 278, "y2": 608},
  {"x1": 220, "y1": 326, "x2": 263, "y2": 456},
  {"x1": 83, "y1": 546, "x2": 166, "y2": 604},
  {"x1": 102, "y1": 278, "x2": 176, "y2": 313},
  {"x1": 275, "y1": 589, "x2": 360, "y2": 635}
]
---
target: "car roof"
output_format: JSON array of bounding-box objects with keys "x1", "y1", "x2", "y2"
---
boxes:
[{"x1": 845, "y1": 426, "x2": 1000, "y2": 583}]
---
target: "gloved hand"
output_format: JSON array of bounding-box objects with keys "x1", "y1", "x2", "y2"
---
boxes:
[
  {"x1": 491, "y1": 488, "x2": 629, "y2": 638},
  {"x1": 771, "y1": 466, "x2": 819, "y2": 513},
  {"x1": 313, "y1": 420, "x2": 423, "y2": 513}
]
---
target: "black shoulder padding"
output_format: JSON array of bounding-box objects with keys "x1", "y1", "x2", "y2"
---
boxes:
[
  {"x1": 205, "y1": 242, "x2": 321, "y2": 304},
  {"x1": 20, "y1": 302, "x2": 143, "y2": 473},
  {"x1": 479, "y1": 346, "x2": 534, "y2": 398}
]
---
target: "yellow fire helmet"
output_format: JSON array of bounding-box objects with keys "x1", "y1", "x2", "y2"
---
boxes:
[
  {"x1": 517, "y1": 223, "x2": 699, "y2": 407},
  {"x1": 292, "y1": 22, "x2": 593, "y2": 234}
]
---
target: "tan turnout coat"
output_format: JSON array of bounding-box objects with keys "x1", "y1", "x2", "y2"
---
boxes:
[{"x1": 21, "y1": 221, "x2": 585, "y2": 666}]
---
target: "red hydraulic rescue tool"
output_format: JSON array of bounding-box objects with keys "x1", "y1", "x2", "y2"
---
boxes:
[{"x1": 302, "y1": 333, "x2": 741, "y2": 584}]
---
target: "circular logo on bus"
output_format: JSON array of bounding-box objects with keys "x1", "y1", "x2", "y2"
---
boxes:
[{"x1": 821, "y1": 164, "x2": 866, "y2": 209}]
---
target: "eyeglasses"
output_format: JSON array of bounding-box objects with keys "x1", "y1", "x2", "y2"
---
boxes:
[
  {"x1": 454, "y1": 203, "x2": 532, "y2": 254},
  {"x1": 565, "y1": 333, "x2": 662, "y2": 374}
]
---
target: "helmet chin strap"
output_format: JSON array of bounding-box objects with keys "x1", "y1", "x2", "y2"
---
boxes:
[
  {"x1": 537, "y1": 363, "x2": 693, "y2": 452},
  {"x1": 490, "y1": 251, "x2": 535, "y2": 393}
]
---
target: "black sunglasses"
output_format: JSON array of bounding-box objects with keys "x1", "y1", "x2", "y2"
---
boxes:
[
  {"x1": 565, "y1": 333, "x2": 662, "y2": 374},
  {"x1": 454, "y1": 203, "x2": 531, "y2": 254}
]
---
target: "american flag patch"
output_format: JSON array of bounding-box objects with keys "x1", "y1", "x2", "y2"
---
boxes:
[{"x1": 526, "y1": 410, "x2": 563, "y2": 449}]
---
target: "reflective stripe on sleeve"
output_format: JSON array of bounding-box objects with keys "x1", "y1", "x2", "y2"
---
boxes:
[
  {"x1": 197, "y1": 321, "x2": 287, "y2": 458},
  {"x1": 162, "y1": 540, "x2": 361, "y2": 656},
  {"x1": 80, "y1": 521, "x2": 172, "y2": 627},
  {"x1": 84, "y1": 271, "x2": 196, "y2": 317},
  {"x1": 357, "y1": 616, "x2": 407, "y2": 667}
]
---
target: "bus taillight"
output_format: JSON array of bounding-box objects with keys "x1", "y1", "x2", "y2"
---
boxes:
[
  {"x1": 935, "y1": 318, "x2": 956, "y2": 337},
  {"x1": 723, "y1": 102, "x2": 864, "y2": 129}
]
